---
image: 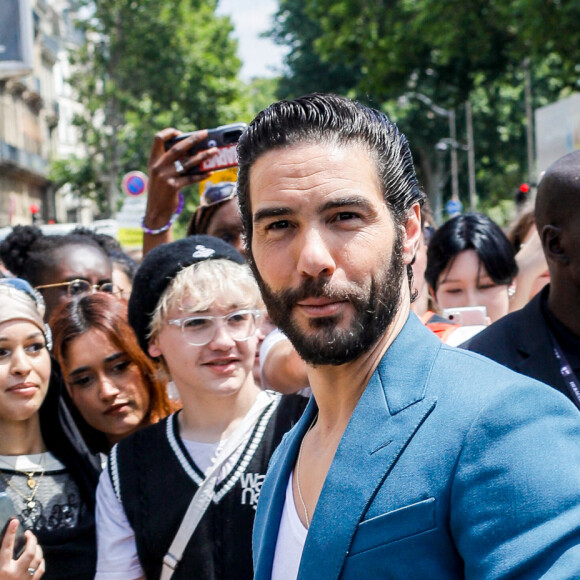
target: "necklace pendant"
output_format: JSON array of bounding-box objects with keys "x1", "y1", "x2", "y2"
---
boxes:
[
  {"x1": 27, "y1": 500, "x2": 36, "y2": 509},
  {"x1": 27, "y1": 477, "x2": 36, "y2": 489}
]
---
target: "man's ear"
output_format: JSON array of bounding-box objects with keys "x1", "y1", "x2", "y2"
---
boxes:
[
  {"x1": 401, "y1": 203, "x2": 422, "y2": 266},
  {"x1": 541, "y1": 225, "x2": 569, "y2": 265},
  {"x1": 148, "y1": 337, "x2": 162, "y2": 358}
]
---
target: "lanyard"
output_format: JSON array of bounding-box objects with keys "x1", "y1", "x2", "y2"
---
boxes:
[
  {"x1": 161, "y1": 391, "x2": 275, "y2": 579},
  {"x1": 549, "y1": 330, "x2": 580, "y2": 411}
]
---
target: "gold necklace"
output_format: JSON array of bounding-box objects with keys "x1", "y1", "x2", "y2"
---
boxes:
[
  {"x1": 0, "y1": 457, "x2": 46, "y2": 509},
  {"x1": 296, "y1": 413, "x2": 318, "y2": 529}
]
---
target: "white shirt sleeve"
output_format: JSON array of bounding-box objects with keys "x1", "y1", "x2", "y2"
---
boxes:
[
  {"x1": 259, "y1": 328, "x2": 289, "y2": 390},
  {"x1": 95, "y1": 465, "x2": 145, "y2": 580},
  {"x1": 259, "y1": 328, "x2": 311, "y2": 397}
]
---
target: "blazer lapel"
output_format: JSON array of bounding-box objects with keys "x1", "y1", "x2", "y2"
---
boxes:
[{"x1": 298, "y1": 314, "x2": 439, "y2": 579}]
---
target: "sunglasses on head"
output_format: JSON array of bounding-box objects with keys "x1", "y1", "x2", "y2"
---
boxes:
[{"x1": 199, "y1": 182, "x2": 237, "y2": 208}]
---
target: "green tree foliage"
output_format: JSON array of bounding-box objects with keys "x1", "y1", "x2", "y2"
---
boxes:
[
  {"x1": 270, "y1": 0, "x2": 580, "y2": 224},
  {"x1": 271, "y1": 0, "x2": 362, "y2": 99},
  {"x1": 51, "y1": 0, "x2": 248, "y2": 217}
]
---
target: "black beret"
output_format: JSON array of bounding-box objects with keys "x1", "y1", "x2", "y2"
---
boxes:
[{"x1": 128, "y1": 235, "x2": 245, "y2": 355}]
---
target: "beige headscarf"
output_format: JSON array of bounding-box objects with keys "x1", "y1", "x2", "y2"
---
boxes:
[{"x1": 0, "y1": 279, "x2": 48, "y2": 339}]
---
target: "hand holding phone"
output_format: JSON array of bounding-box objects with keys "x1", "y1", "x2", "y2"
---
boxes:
[
  {"x1": 0, "y1": 493, "x2": 26, "y2": 560},
  {"x1": 0, "y1": 499, "x2": 45, "y2": 577},
  {"x1": 164, "y1": 123, "x2": 247, "y2": 175},
  {"x1": 144, "y1": 127, "x2": 218, "y2": 253}
]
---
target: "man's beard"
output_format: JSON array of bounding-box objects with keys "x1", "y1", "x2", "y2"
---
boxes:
[{"x1": 250, "y1": 234, "x2": 405, "y2": 366}]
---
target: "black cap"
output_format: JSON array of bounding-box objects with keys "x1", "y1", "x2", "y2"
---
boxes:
[{"x1": 128, "y1": 235, "x2": 245, "y2": 355}]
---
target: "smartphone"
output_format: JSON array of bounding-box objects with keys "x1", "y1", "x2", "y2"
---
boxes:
[
  {"x1": 164, "y1": 122, "x2": 248, "y2": 174},
  {"x1": 442, "y1": 306, "x2": 487, "y2": 326},
  {"x1": 0, "y1": 493, "x2": 26, "y2": 559}
]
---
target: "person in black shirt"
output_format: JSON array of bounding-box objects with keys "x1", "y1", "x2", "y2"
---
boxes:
[
  {"x1": 95, "y1": 236, "x2": 306, "y2": 580},
  {"x1": 464, "y1": 150, "x2": 580, "y2": 407}
]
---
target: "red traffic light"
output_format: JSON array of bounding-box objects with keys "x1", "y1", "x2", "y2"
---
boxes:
[
  {"x1": 519, "y1": 183, "x2": 530, "y2": 194},
  {"x1": 29, "y1": 204, "x2": 40, "y2": 214}
]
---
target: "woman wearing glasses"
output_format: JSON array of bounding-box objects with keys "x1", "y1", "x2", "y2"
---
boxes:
[
  {"x1": 95, "y1": 236, "x2": 306, "y2": 580},
  {"x1": 0, "y1": 226, "x2": 114, "y2": 320},
  {"x1": 0, "y1": 278, "x2": 101, "y2": 579},
  {"x1": 50, "y1": 293, "x2": 176, "y2": 455}
]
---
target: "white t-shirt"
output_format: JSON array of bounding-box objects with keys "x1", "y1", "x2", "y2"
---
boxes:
[
  {"x1": 271, "y1": 471, "x2": 307, "y2": 580},
  {"x1": 259, "y1": 328, "x2": 311, "y2": 397},
  {"x1": 95, "y1": 432, "x2": 250, "y2": 580},
  {"x1": 445, "y1": 324, "x2": 487, "y2": 346}
]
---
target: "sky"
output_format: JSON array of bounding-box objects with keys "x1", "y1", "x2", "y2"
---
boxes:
[{"x1": 216, "y1": 0, "x2": 288, "y2": 81}]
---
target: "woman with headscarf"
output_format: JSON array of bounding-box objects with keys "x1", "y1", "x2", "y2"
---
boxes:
[{"x1": 0, "y1": 278, "x2": 100, "y2": 579}]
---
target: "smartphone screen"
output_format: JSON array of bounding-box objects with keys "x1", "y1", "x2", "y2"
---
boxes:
[
  {"x1": 0, "y1": 493, "x2": 26, "y2": 559},
  {"x1": 442, "y1": 306, "x2": 487, "y2": 326}
]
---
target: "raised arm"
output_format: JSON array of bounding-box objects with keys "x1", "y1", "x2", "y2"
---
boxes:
[{"x1": 142, "y1": 128, "x2": 218, "y2": 256}]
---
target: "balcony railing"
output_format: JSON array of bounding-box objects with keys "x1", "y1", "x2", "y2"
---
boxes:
[{"x1": 0, "y1": 139, "x2": 48, "y2": 176}]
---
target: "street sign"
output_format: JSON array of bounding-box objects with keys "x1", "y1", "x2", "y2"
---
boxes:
[
  {"x1": 117, "y1": 174, "x2": 147, "y2": 248},
  {"x1": 121, "y1": 171, "x2": 148, "y2": 196},
  {"x1": 446, "y1": 199, "x2": 463, "y2": 216}
]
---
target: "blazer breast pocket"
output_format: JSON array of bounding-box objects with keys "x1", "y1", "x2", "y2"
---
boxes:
[{"x1": 348, "y1": 497, "x2": 436, "y2": 556}]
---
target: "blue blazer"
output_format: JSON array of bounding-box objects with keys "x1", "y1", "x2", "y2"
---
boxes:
[{"x1": 253, "y1": 314, "x2": 580, "y2": 579}]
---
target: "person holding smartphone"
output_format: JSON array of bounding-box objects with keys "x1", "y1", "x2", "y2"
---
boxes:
[
  {"x1": 0, "y1": 278, "x2": 101, "y2": 579},
  {"x1": 142, "y1": 126, "x2": 250, "y2": 256},
  {"x1": 142, "y1": 128, "x2": 221, "y2": 256},
  {"x1": 425, "y1": 212, "x2": 518, "y2": 325},
  {"x1": 0, "y1": 505, "x2": 44, "y2": 579}
]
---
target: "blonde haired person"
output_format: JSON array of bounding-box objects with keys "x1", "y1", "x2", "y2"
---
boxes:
[{"x1": 95, "y1": 236, "x2": 306, "y2": 580}]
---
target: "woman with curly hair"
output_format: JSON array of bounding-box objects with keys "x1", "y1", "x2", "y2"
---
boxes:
[{"x1": 0, "y1": 225, "x2": 113, "y2": 320}]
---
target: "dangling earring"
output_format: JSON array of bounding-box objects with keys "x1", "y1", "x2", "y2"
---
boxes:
[{"x1": 508, "y1": 284, "x2": 516, "y2": 298}]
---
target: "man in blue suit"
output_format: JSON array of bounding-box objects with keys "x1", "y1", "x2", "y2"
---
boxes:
[{"x1": 236, "y1": 94, "x2": 580, "y2": 579}]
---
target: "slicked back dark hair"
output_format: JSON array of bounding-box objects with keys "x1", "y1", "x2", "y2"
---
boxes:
[{"x1": 237, "y1": 93, "x2": 425, "y2": 248}]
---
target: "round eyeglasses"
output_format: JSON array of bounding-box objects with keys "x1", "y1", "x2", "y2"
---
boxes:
[
  {"x1": 35, "y1": 279, "x2": 117, "y2": 297},
  {"x1": 166, "y1": 309, "x2": 260, "y2": 346}
]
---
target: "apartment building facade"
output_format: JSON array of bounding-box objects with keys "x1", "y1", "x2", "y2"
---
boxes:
[{"x1": 0, "y1": 0, "x2": 94, "y2": 228}]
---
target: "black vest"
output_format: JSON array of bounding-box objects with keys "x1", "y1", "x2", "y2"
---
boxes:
[{"x1": 110, "y1": 394, "x2": 307, "y2": 579}]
